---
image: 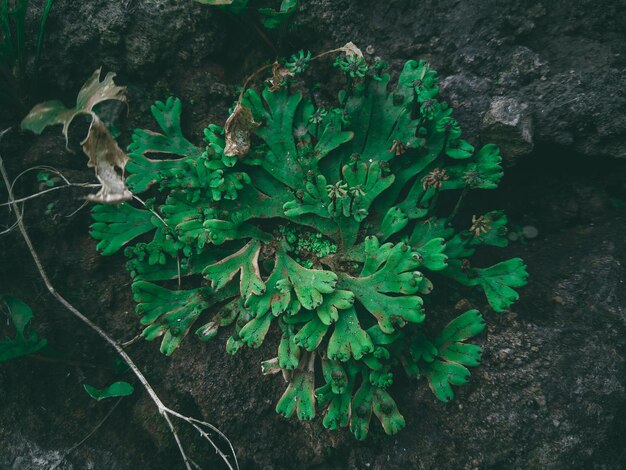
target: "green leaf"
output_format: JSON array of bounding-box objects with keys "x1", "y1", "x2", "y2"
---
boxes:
[
  {"x1": 238, "y1": 311, "x2": 273, "y2": 348},
  {"x1": 245, "y1": 250, "x2": 297, "y2": 317},
  {"x1": 380, "y1": 207, "x2": 408, "y2": 240},
  {"x1": 278, "y1": 324, "x2": 301, "y2": 369},
  {"x1": 446, "y1": 139, "x2": 474, "y2": 159},
  {"x1": 349, "y1": 378, "x2": 404, "y2": 439},
  {"x1": 203, "y1": 240, "x2": 266, "y2": 299},
  {"x1": 319, "y1": 385, "x2": 351, "y2": 430},
  {"x1": 339, "y1": 238, "x2": 426, "y2": 333},
  {"x1": 316, "y1": 290, "x2": 354, "y2": 325},
  {"x1": 446, "y1": 143, "x2": 503, "y2": 190},
  {"x1": 83, "y1": 381, "x2": 134, "y2": 401},
  {"x1": 90, "y1": 203, "x2": 156, "y2": 256},
  {"x1": 321, "y1": 358, "x2": 348, "y2": 394},
  {"x1": 293, "y1": 315, "x2": 328, "y2": 352},
  {"x1": 476, "y1": 259, "x2": 528, "y2": 311},
  {"x1": 132, "y1": 282, "x2": 213, "y2": 355},
  {"x1": 414, "y1": 237, "x2": 448, "y2": 271},
  {"x1": 421, "y1": 310, "x2": 485, "y2": 402},
  {"x1": 0, "y1": 296, "x2": 47, "y2": 362},
  {"x1": 276, "y1": 365, "x2": 315, "y2": 420},
  {"x1": 283, "y1": 174, "x2": 332, "y2": 219},
  {"x1": 327, "y1": 307, "x2": 374, "y2": 361},
  {"x1": 244, "y1": 87, "x2": 303, "y2": 187},
  {"x1": 195, "y1": 299, "x2": 241, "y2": 342},
  {"x1": 282, "y1": 253, "x2": 337, "y2": 310},
  {"x1": 126, "y1": 97, "x2": 202, "y2": 193},
  {"x1": 259, "y1": 0, "x2": 298, "y2": 29},
  {"x1": 446, "y1": 258, "x2": 528, "y2": 312},
  {"x1": 341, "y1": 160, "x2": 395, "y2": 221},
  {"x1": 339, "y1": 73, "x2": 421, "y2": 165},
  {"x1": 313, "y1": 112, "x2": 353, "y2": 162},
  {"x1": 203, "y1": 219, "x2": 270, "y2": 245},
  {"x1": 35, "y1": 0, "x2": 55, "y2": 67},
  {"x1": 371, "y1": 388, "x2": 405, "y2": 435},
  {"x1": 409, "y1": 217, "x2": 455, "y2": 248},
  {"x1": 423, "y1": 360, "x2": 471, "y2": 402},
  {"x1": 434, "y1": 309, "x2": 486, "y2": 351},
  {"x1": 349, "y1": 379, "x2": 374, "y2": 440},
  {"x1": 408, "y1": 332, "x2": 437, "y2": 364}
]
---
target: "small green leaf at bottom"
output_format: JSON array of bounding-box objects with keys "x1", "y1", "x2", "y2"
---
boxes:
[{"x1": 83, "y1": 381, "x2": 135, "y2": 401}]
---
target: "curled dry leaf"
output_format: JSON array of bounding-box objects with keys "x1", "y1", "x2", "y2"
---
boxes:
[
  {"x1": 339, "y1": 42, "x2": 363, "y2": 60},
  {"x1": 82, "y1": 116, "x2": 132, "y2": 203},
  {"x1": 268, "y1": 61, "x2": 294, "y2": 92},
  {"x1": 224, "y1": 103, "x2": 260, "y2": 158},
  {"x1": 21, "y1": 67, "x2": 127, "y2": 147},
  {"x1": 21, "y1": 68, "x2": 132, "y2": 204}
]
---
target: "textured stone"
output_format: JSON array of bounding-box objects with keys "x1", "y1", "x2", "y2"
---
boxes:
[{"x1": 481, "y1": 97, "x2": 534, "y2": 164}]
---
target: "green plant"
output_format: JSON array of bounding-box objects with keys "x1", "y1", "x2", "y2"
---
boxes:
[
  {"x1": 84, "y1": 49, "x2": 528, "y2": 440},
  {"x1": 0, "y1": 295, "x2": 47, "y2": 362},
  {"x1": 1, "y1": 0, "x2": 55, "y2": 113},
  {"x1": 11, "y1": 48, "x2": 526, "y2": 443},
  {"x1": 83, "y1": 381, "x2": 134, "y2": 401},
  {"x1": 36, "y1": 169, "x2": 56, "y2": 187}
]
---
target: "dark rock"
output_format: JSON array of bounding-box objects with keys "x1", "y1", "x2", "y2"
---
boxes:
[{"x1": 481, "y1": 97, "x2": 534, "y2": 164}]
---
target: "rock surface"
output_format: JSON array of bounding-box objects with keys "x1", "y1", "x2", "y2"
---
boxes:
[
  {"x1": 481, "y1": 97, "x2": 533, "y2": 164},
  {"x1": 2, "y1": 0, "x2": 626, "y2": 469}
]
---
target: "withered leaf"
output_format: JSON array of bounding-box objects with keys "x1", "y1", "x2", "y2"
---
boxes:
[
  {"x1": 22, "y1": 68, "x2": 132, "y2": 204},
  {"x1": 224, "y1": 103, "x2": 260, "y2": 158},
  {"x1": 268, "y1": 61, "x2": 294, "y2": 92},
  {"x1": 339, "y1": 42, "x2": 364, "y2": 60},
  {"x1": 82, "y1": 116, "x2": 132, "y2": 203},
  {"x1": 21, "y1": 67, "x2": 127, "y2": 148}
]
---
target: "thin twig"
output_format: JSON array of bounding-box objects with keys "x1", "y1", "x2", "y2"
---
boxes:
[
  {"x1": 0, "y1": 183, "x2": 100, "y2": 207},
  {"x1": 449, "y1": 185, "x2": 469, "y2": 222},
  {"x1": 0, "y1": 127, "x2": 238, "y2": 470},
  {"x1": 120, "y1": 333, "x2": 143, "y2": 348},
  {"x1": 51, "y1": 397, "x2": 124, "y2": 469},
  {"x1": 0, "y1": 220, "x2": 19, "y2": 236},
  {"x1": 234, "y1": 43, "x2": 356, "y2": 108}
]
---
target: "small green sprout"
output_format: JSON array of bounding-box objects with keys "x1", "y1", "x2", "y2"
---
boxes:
[
  {"x1": 37, "y1": 171, "x2": 56, "y2": 188},
  {"x1": 44, "y1": 202, "x2": 55, "y2": 216}
]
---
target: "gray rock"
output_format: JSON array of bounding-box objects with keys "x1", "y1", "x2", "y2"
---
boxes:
[{"x1": 481, "y1": 97, "x2": 534, "y2": 164}]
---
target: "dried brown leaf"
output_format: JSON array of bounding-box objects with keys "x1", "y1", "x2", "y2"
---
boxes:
[
  {"x1": 76, "y1": 68, "x2": 127, "y2": 115},
  {"x1": 22, "y1": 68, "x2": 132, "y2": 203},
  {"x1": 339, "y1": 42, "x2": 363, "y2": 60},
  {"x1": 268, "y1": 61, "x2": 294, "y2": 92},
  {"x1": 82, "y1": 116, "x2": 132, "y2": 203},
  {"x1": 21, "y1": 67, "x2": 127, "y2": 148},
  {"x1": 224, "y1": 103, "x2": 260, "y2": 158}
]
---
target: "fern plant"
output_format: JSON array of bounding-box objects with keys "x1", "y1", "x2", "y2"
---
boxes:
[{"x1": 90, "y1": 52, "x2": 528, "y2": 439}]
